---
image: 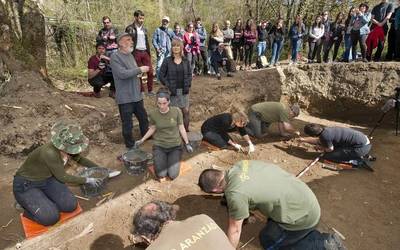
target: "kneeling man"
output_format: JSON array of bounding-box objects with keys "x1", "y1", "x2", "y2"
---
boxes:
[
  {"x1": 198, "y1": 160, "x2": 320, "y2": 249},
  {"x1": 131, "y1": 200, "x2": 234, "y2": 250}
]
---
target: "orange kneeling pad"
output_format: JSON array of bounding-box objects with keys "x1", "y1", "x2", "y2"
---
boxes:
[
  {"x1": 20, "y1": 203, "x2": 82, "y2": 239},
  {"x1": 148, "y1": 161, "x2": 192, "y2": 178}
]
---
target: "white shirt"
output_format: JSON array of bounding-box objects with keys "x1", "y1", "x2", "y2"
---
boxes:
[{"x1": 135, "y1": 25, "x2": 147, "y2": 50}]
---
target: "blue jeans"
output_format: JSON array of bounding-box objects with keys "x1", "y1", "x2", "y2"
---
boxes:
[
  {"x1": 291, "y1": 39, "x2": 302, "y2": 61},
  {"x1": 343, "y1": 34, "x2": 352, "y2": 61},
  {"x1": 257, "y1": 41, "x2": 267, "y2": 57},
  {"x1": 270, "y1": 40, "x2": 284, "y2": 65},
  {"x1": 156, "y1": 50, "x2": 169, "y2": 81},
  {"x1": 13, "y1": 176, "x2": 77, "y2": 226},
  {"x1": 259, "y1": 219, "x2": 315, "y2": 250},
  {"x1": 118, "y1": 100, "x2": 149, "y2": 148}
]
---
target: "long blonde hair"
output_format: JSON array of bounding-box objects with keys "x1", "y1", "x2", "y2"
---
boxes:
[{"x1": 229, "y1": 105, "x2": 249, "y2": 125}]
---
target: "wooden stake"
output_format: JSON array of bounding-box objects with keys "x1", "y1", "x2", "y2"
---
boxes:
[{"x1": 75, "y1": 195, "x2": 90, "y2": 201}]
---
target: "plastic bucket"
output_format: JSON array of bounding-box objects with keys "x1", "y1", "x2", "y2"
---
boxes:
[
  {"x1": 187, "y1": 131, "x2": 203, "y2": 151},
  {"x1": 122, "y1": 149, "x2": 149, "y2": 176},
  {"x1": 78, "y1": 167, "x2": 109, "y2": 197}
]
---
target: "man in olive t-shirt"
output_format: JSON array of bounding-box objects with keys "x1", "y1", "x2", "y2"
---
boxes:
[
  {"x1": 247, "y1": 101, "x2": 301, "y2": 138},
  {"x1": 131, "y1": 200, "x2": 234, "y2": 250},
  {"x1": 198, "y1": 160, "x2": 321, "y2": 249}
]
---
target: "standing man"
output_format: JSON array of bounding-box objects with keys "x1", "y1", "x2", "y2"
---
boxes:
[
  {"x1": 198, "y1": 160, "x2": 321, "y2": 249},
  {"x1": 195, "y1": 17, "x2": 208, "y2": 75},
  {"x1": 152, "y1": 16, "x2": 173, "y2": 82},
  {"x1": 368, "y1": 0, "x2": 394, "y2": 61},
  {"x1": 222, "y1": 20, "x2": 234, "y2": 60},
  {"x1": 110, "y1": 33, "x2": 150, "y2": 149},
  {"x1": 96, "y1": 16, "x2": 119, "y2": 55},
  {"x1": 247, "y1": 101, "x2": 301, "y2": 138},
  {"x1": 300, "y1": 123, "x2": 374, "y2": 170},
  {"x1": 125, "y1": 10, "x2": 155, "y2": 95},
  {"x1": 87, "y1": 43, "x2": 115, "y2": 98}
]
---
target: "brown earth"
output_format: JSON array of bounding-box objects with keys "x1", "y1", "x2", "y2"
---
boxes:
[{"x1": 0, "y1": 63, "x2": 400, "y2": 250}]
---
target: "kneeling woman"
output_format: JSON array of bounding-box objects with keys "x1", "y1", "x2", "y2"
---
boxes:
[
  {"x1": 13, "y1": 122, "x2": 103, "y2": 226},
  {"x1": 136, "y1": 89, "x2": 193, "y2": 181},
  {"x1": 201, "y1": 109, "x2": 255, "y2": 153}
]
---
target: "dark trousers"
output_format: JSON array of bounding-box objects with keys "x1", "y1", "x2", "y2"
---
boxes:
[
  {"x1": 323, "y1": 144, "x2": 371, "y2": 163},
  {"x1": 153, "y1": 145, "x2": 182, "y2": 179},
  {"x1": 133, "y1": 50, "x2": 154, "y2": 92},
  {"x1": 232, "y1": 44, "x2": 244, "y2": 62},
  {"x1": 396, "y1": 29, "x2": 400, "y2": 60},
  {"x1": 386, "y1": 26, "x2": 397, "y2": 60},
  {"x1": 351, "y1": 31, "x2": 367, "y2": 60},
  {"x1": 13, "y1": 176, "x2": 77, "y2": 226},
  {"x1": 244, "y1": 43, "x2": 255, "y2": 66},
  {"x1": 88, "y1": 74, "x2": 115, "y2": 93},
  {"x1": 323, "y1": 38, "x2": 343, "y2": 62},
  {"x1": 211, "y1": 59, "x2": 232, "y2": 75},
  {"x1": 202, "y1": 131, "x2": 231, "y2": 148},
  {"x1": 246, "y1": 110, "x2": 270, "y2": 138},
  {"x1": 118, "y1": 100, "x2": 149, "y2": 148},
  {"x1": 259, "y1": 220, "x2": 315, "y2": 250},
  {"x1": 308, "y1": 39, "x2": 322, "y2": 61},
  {"x1": 195, "y1": 48, "x2": 208, "y2": 74}
]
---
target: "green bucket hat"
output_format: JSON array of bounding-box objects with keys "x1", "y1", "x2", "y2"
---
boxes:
[{"x1": 50, "y1": 121, "x2": 89, "y2": 154}]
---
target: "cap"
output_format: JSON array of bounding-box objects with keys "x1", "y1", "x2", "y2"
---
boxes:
[
  {"x1": 51, "y1": 121, "x2": 89, "y2": 154},
  {"x1": 162, "y1": 16, "x2": 170, "y2": 22},
  {"x1": 117, "y1": 32, "x2": 131, "y2": 43}
]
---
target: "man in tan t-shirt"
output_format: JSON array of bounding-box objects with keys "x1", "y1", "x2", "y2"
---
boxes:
[{"x1": 130, "y1": 200, "x2": 234, "y2": 250}]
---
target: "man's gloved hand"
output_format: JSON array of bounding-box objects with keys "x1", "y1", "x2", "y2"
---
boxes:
[
  {"x1": 134, "y1": 139, "x2": 143, "y2": 148},
  {"x1": 185, "y1": 143, "x2": 194, "y2": 153},
  {"x1": 86, "y1": 177, "x2": 102, "y2": 187},
  {"x1": 248, "y1": 143, "x2": 255, "y2": 153},
  {"x1": 233, "y1": 143, "x2": 242, "y2": 152}
]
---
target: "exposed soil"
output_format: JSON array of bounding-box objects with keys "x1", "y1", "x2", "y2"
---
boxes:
[{"x1": 1, "y1": 63, "x2": 399, "y2": 250}]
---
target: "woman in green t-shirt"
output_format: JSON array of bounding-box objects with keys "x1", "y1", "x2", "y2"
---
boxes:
[{"x1": 135, "y1": 89, "x2": 193, "y2": 182}]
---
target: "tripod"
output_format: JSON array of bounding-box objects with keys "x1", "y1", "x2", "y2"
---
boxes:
[{"x1": 369, "y1": 87, "x2": 400, "y2": 137}]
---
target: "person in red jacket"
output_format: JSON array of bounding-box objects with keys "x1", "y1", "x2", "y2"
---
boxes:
[{"x1": 183, "y1": 22, "x2": 200, "y2": 76}]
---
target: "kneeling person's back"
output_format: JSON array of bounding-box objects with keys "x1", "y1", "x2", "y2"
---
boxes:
[{"x1": 147, "y1": 214, "x2": 234, "y2": 250}]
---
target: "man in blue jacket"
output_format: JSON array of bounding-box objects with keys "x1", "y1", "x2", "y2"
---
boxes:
[{"x1": 152, "y1": 16, "x2": 173, "y2": 82}]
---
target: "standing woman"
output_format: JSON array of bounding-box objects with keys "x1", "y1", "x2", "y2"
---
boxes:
[
  {"x1": 13, "y1": 122, "x2": 105, "y2": 226},
  {"x1": 289, "y1": 15, "x2": 306, "y2": 64},
  {"x1": 201, "y1": 107, "x2": 255, "y2": 153},
  {"x1": 159, "y1": 39, "x2": 192, "y2": 132},
  {"x1": 172, "y1": 22, "x2": 184, "y2": 41},
  {"x1": 308, "y1": 15, "x2": 325, "y2": 63},
  {"x1": 243, "y1": 19, "x2": 258, "y2": 70},
  {"x1": 350, "y1": 3, "x2": 371, "y2": 62},
  {"x1": 324, "y1": 12, "x2": 346, "y2": 62},
  {"x1": 136, "y1": 89, "x2": 193, "y2": 182},
  {"x1": 269, "y1": 18, "x2": 286, "y2": 66},
  {"x1": 207, "y1": 22, "x2": 224, "y2": 74},
  {"x1": 232, "y1": 18, "x2": 244, "y2": 69},
  {"x1": 342, "y1": 7, "x2": 356, "y2": 62},
  {"x1": 183, "y1": 22, "x2": 200, "y2": 75}
]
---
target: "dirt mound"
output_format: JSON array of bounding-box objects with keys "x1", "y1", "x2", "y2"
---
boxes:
[
  {"x1": 0, "y1": 71, "x2": 119, "y2": 156},
  {"x1": 282, "y1": 62, "x2": 400, "y2": 123}
]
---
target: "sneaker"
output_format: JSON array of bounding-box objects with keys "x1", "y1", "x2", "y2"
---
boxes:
[
  {"x1": 227, "y1": 73, "x2": 233, "y2": 77},
  {"x1": 108, "y1": 170, "x2": 121, "y2": 178},
  {"x1": 361, "y1": 159, "x2": 374, "y2": 172},
  {"x1": 217, "y1": 73, "x2": 221, "y2": 80}
]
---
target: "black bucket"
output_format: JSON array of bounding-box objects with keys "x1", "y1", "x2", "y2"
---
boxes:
[
  {"x1": 122, "y1": 149, "x2": 149, "y2": 176},
  {"x1": 187, "y1": 131, "x2": 203, "y2": 151},
  {"x1": 78, "y1": 167, "x2": 109, "y2": 197}
]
